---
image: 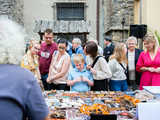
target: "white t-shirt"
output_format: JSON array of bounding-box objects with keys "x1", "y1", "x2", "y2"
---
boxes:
[{"x1": 128, "y1": 51, "x2": 136, "y2": 80}]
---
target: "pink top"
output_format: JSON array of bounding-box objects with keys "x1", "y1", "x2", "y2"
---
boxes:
[
  {"x1": 136, "y1": 48, "x2": 160, "y2": 90},
  {"x1": 48, "y1": 51, "x2": 71, "y2": 84}
]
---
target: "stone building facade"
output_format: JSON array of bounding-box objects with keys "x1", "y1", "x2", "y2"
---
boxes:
[
  {"x1": 104, "y1": 0, "x2": 134, "y2": 42},
  {"x1": 24, "y1": 0, "x2": 97, "y2": 44},
  {"x1": 0, "y1": 0, "x2": 24, "y2": 25}
]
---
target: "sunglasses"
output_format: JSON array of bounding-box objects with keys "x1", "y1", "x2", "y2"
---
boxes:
[{"x1": 58, "y1": 46, "x2": 65, "y2": 50}]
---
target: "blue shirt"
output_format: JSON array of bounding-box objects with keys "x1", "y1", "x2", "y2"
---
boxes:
[
  {"x1": 68, "y1": 45, "x2": 84, "y2": 57},
  {"x1": 0, "y1": 64, "x2": 48, "y2": 120},
  {"x1": 68, "y1": 68, "x2": 93, "y2": 92},
  {"x1": 69, "y1": 45, "x2": 86, "y2": 68}
]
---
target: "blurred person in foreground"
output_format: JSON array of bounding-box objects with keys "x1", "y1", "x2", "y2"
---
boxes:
[
  {"x1": 126, "y1": 36, "x2": 143, "y2": 90},
  {"x1": 0, "y1": 18, "x2": 48, "y2": 120},
  {"x1": 136, "y1": 34, "x2": 160, "y2": 90}
]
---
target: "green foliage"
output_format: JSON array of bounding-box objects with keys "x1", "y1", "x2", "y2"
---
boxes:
[{"x1": 155, "y1": 31, "x2": 160, "y2": 45}]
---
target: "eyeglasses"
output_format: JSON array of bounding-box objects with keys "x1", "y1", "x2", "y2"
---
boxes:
[
  {"x1": 58, "y1": 46, "x2": 65, "y2": 50},
  {"x1": 75, "y1": 63, "x2": 82, "y2": 67}
]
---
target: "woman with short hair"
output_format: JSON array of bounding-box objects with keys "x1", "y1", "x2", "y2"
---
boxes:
[{"x1": 126, "y1": 36, "x2": 143, "y2": 90}]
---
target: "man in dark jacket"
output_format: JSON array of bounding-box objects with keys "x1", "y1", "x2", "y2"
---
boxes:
[{"x1": 103, "y1": 37, "x2": 115, "y2": 62}]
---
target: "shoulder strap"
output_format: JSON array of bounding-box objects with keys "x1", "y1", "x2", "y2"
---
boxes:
[
  {"x1": 53, "y1": 50, "x2": 58, "y2": 56},
  {"x1": 119, "y1": 63, "x2": 126, "y2": 71},
  {"x1": 91, "y1": 56, "x2": 102, "y2": 68}
]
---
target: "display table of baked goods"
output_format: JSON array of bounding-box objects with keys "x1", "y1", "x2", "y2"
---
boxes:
[{"x1": 43, "y1": 90, "x2": 155, "y2": 120}]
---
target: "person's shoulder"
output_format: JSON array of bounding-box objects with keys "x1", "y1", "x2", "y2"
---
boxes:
[
  {"x1": 51, "y1": 42, "x2": 57, "y2": 47},
  {"x1": 41, "y1": 42, "x2": 46, "y2": 47},
  {"x1": 109, "y1": 58, "x2": 117, "y2": 63},
  {"x1": 69, "y1": 68, "x2": 78, "y2": 74},
  {"x1": 98, "y1": 56, "x2": 106, "y2": 61},
  {"x1": 65, "y1": 52, "x2": 70, "y2": 58},
  {"x1": 15, "y1": 65, "x2": 36, "y2": 80},
  {"x1": 1, "y1": 65, "x2": 36, "y2": 85},
  {"x1": 77, "y1": 46, "x2": 83, "y2": 51},
  {"x1": 52, "y1": 42, "x2": 57, "y2": 45},
  {"x1": 135, "y1": 48, "x2": 143, "y2": 53}
]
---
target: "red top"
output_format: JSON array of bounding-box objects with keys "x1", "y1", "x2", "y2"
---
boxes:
[{"x1": 38, "y1": 42, "x2": 57, "y2": 74}]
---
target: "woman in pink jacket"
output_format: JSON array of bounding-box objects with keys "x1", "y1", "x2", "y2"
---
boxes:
[{"x1": 136, "y1": 34, "x2": 160, "y2": 90}]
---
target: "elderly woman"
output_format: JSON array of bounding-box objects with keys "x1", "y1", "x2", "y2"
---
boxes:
[
  {"x1": 136, "y1": 34, "x2": 160, "y2": 90},
  {"x1": 126, "y1": 36, "x2": 143, "y2": 90},
  {"x1": 68, "y1": 38, "x2": 84, "y2": 56},
  {"x1": 0, "y1": 18, "x2": 48, "y2": 120},
  {"x1": 68, "y1": 38, "x2": 85, "y2": 68},
  {"x1": 47, "y1": 38, "x2": 71, "y2": 90}
]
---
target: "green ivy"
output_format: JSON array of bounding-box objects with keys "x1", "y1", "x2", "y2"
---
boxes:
[{"x1": 155, "y1": 31, "x2": 160, "y2": 45}]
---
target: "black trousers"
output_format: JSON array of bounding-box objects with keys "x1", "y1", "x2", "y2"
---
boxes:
[
  {"x1": 41, "y1": 73, "x2": 55, "y2": 90},
  {"x1": 128, "y1": 80, "x2": 138, "y2": 91},
  {"x1": 91, "y1": 79, "x2": 108, "y2": 91},
  {"x1": 54, "y1": 84, "x2": 70, "y2": 91}
]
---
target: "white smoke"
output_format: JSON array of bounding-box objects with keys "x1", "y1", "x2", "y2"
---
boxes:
[{"x1": 0, "y1": 17, "x2": 26, "y2": 64}]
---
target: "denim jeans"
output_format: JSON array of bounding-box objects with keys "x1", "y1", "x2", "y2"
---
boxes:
[{"x1": 109, "y1": 80, "x2": 128, "y2": 91}]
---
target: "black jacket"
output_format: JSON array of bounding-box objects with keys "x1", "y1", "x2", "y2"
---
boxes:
[
  {"x1": 103, "y1": 43, "x2": 115, "y2": 62},
  {"x1": 127, "y1": 48, "x2": 143, "y2": 85}
]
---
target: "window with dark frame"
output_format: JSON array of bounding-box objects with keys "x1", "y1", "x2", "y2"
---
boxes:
[{"x1": 56, "y1": 3, "x2": 85, "y2": 21}]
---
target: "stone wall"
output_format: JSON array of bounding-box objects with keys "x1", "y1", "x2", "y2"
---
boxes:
[
  {"x1": 104, "y1": 0, "x2": 134, "y2": 42},
  {"x1": 0, "y1": 0, "x2": 23, "y2": 25}
]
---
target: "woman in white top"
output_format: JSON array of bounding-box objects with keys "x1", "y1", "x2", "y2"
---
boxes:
[
  {"x1": 108, "y1": 42, "x2": 128, "y2": 91},
  {"x1": 84, "y1": 41, "x2": 112, "y2": 91},
  {"x1": 47, "y1": 38, "x2": 71, "y2": 90}
]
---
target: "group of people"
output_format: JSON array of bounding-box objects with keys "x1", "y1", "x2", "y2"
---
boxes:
[
  {"x1": 21, "y1": 27, "x2": 160, "y2": 92},
  {"x1": 1, "y1": 17, "x2": 160, "y2": 120}
]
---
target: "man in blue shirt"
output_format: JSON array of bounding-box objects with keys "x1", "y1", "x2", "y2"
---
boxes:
[{"x1": 0, "y1": 17, "x2": 48, "y2": 120}]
